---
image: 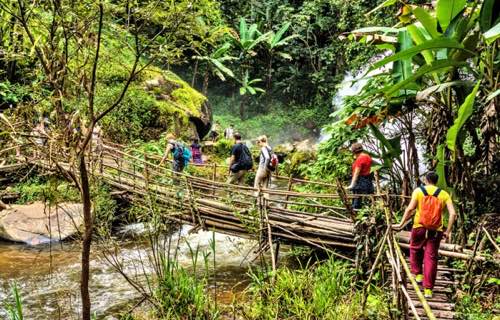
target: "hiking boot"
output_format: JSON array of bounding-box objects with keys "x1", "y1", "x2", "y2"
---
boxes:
[
  {"x1": 415, "y1": 274, "x2": 423, "y2": 284},
  {"x1": 424, "y1": 288, "x2": 433, "y2": 299}
]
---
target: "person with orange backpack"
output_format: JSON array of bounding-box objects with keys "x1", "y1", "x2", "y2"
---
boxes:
[{"x1": 392, "y1": 171, "x2": 457, "y2": 298}]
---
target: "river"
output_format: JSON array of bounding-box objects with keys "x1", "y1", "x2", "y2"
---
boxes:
[{"x1": 0, "y1": 225, "x2": 258, "y2": 319}]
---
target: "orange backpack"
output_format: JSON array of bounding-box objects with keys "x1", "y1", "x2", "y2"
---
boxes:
[{"x1": 419, "y1": 186, "x2": 443, "y2": 230}]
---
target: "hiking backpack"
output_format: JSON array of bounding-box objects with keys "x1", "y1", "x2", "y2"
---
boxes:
[
  {"x1": 239, "y1": 144, "x2": 253, "y2": 170},
  {"x1": 418, "y1": 186, "x2": 443, "y2": 230},
  {"x1": 172, "y1": 143, "x2": 191, "y2": 167},
  {"x1": 265, "y1": 147, "x2": 279, "y2": 172}
]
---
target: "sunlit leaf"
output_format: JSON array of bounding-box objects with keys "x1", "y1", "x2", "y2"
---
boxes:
[
  {"x1": 413, "y1": 7, "x2": 440, "y2": 38},
  {"x1": 385, "y1": 60, "x2": 468, "y2": 97},
  {"x1": 371, "y1": 38, "x2": 465, "y2": 72},
  {"x1": 436, "y1": 0, "x2": 467, "y2": 31},
  {"x1": 446, "y1": 81, "x2": 480, "y2": 158},
  {"x1": 484, "y1": 22, "x2": 500, "y2": 44}
]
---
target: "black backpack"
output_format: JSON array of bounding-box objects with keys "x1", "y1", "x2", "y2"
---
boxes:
[{"x1": 239, "y1": 144, "x2": 253, "y2": 170}]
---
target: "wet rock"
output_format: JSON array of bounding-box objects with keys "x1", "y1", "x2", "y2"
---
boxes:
[{"x1": 0, "y1": 202, "x2": 83, "y2": 245}]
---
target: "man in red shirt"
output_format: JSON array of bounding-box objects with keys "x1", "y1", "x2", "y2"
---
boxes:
[{"x1": 347, "y1": 143, "x2": 374, "y2": 209}]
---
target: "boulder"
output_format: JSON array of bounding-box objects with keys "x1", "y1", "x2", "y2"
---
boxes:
[
  {"x1": 144, "y1": 71, "x2": 212, "y2": 139},
  {"x1": 0, "y1": 202, "x2": 83, "y2": 245}
]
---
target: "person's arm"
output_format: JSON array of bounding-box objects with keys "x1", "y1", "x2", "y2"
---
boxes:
[
  {"x1": 159, "y1": 143, "x2": 172, "y2": 166},
  {"x1": 228, "y1": 155, "x2": 235, "y2": 172},
  {"x1": 443, "y1": 200, "x2": 457, "y2": 242},
  {"x1": 347, "y1": 167, "x2": 360, "y2": 189},
  {"x1": 392, "y1": 198, "x2": 418, "y2": 230}
]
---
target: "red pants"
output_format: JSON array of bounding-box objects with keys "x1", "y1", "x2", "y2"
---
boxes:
[{"x1": 409, "y1": 227, "x2": 442, "y2": 289}]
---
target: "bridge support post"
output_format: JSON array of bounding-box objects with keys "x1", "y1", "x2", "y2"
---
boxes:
[{"x1": 274, "y1": 239, "x2": 280, "y2": 267}]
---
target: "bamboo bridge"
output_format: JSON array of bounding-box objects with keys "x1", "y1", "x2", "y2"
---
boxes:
[{"x1": 1, "y1": 137, "x2": 498, "y2": 320}]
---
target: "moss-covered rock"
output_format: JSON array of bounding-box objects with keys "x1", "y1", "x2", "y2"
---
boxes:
[{"x1": 142, "y1": 69, "x2": 211, "y2": 139}]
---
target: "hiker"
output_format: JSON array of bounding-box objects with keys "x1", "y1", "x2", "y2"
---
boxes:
[
  {"x1": 209, "y1": 121, "x2": 220, "y2": 142},
  {"x1": 224, "y1": 124, "x2": 235, "y2": 140},
  {"x1": 227, "y1": 133, "x2": 253, "y2": 185},
  {"x1": 392, "y1": 171, "x2": 457, "y2": 298},
  {"x1": 159, "y1": 133, "x2": 190, "y2": 174},
  {"x1": 254, "y1": 135, "x2": 278, "y2": 192},
  {"x1": 191, "y1": 138, "x2": 203, "y2": 164},
  {"x1": 346, "y1": 142, "x2": 374, "y2": 209}
]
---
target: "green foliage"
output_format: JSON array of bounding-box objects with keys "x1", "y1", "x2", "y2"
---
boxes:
[
  {"x1": 241, "y1": 257, "x2": 388, "y2": 319},
  {"x1": 446, "y1": 81, "x2": 481, "y2": 158},
  {"x1": 13, "y1": 177, "x2": 79, "y2": 204},
  {"x1": 154, "y1": 258, "x2": 217, "y2": 319},
  {"x1": 212, "y1": 94, "x2": 328, "y2": 143},
  {"x1": 4, "y1": 282, "x2": 23, "y2": 320},
  {"x1": 455, "y1": 293, "x2": 497, "y2": 320},
  {"x1": 213, "y1": 138, "x2": 233, "y2": 158},
  {"x1": 91, "y1": 184, "x2": 117, "y2": 238}
]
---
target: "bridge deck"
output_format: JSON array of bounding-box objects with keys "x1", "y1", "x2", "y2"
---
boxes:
[{"x1": 2, "y1": 139, "x2": 498, "y2": 320}]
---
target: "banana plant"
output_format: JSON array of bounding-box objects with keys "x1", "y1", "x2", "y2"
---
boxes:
[
  {"x1": 342, "y1": 0, "x2": 499, "y2": 213},
  {"x1": 194, "y1": 43, "x2": 236, "y2": 81},
  {"x1": 193, "y1": 42, "x2": 237, "y2": 94},
  {"x1": 233, "y1": 18, "x2": 271, "y2": 58},
  {"x1": 264, "y1": 22, "x2": 299, "y2": 88},
  {"x1": 239, "y1": 70, "x2": 265, "y2": 95}
]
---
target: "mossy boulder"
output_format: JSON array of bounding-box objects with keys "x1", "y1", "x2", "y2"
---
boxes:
[{"x1": 143, "y1": 69, "x2": 212, "y2": 139}]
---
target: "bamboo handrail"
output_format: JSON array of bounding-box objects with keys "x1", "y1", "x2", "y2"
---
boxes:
[{"x1": 393, "y1": 238, "x2": 436, "y2": 320}]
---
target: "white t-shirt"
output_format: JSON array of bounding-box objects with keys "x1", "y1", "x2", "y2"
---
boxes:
[{"x1": 259, "y1": 146, "x2": 271, "y2": 169}]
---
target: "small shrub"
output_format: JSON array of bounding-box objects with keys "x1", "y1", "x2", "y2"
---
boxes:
[{"x1": 13, "y1": 177, "x2": 79, "y2": 204}]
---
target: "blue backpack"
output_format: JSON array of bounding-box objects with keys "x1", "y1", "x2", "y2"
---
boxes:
[{"x1": 173, "y1": 143, "x2": 191, "y2": 167}]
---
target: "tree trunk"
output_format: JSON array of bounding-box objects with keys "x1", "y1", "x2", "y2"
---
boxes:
[
  {"x1": 266, "y1": 56, "x2": 273, "y2": 90},
  {"x1": 239, "y1": 96, "x2": 248, "y2": 119},
  {"x1": 79, "y1": 153, "x2": 93, "y2": 320},
  {"x1": 202, "y1": 70, "x2": 209, "y2": 96}
]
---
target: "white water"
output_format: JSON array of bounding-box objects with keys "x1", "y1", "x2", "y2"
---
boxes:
[
  {"x1": 319, "y1": 54, "x2": 393, "y2": 143},
  {"x1": 0, "y1": 225, "x2": 258, "y2": 319},
  {"x1": 319, "y1": 54, "x2": 429, "y2": 176}
]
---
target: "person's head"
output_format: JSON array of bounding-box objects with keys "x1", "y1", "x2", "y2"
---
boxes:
[
  {"x1": 234, "y1": 133, "x2": 242, "y2": 141},
  {"x1": 230, "y1": 124, "x2": 234, "y2": 128},
  {"x1": 351, "y1": 142, "x2": 363, "y2": 156},
  {"x1": 424, "y1": 171, "x2": 439, "y2": 185},
  {"x1": 257, "y1": 135, "x2": 268, "y2": 146},
  {"x1": 192, "y1": 138, "x2": 199, "y2": 144},
  {"x1": 166, "y1": 133, "x2": 176, "y2": 143}
]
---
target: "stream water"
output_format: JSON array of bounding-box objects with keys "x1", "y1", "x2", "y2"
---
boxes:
[{"x1": 0, "y1": 225, "x2": 258, "y2": 319}]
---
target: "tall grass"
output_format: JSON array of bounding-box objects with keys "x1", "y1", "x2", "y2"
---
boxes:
[
  {"x1": 4, "y1": 282, "x2": 24, "y2": 320},
  {"x1": 241, "y1": 257, "x2": 389, "y2": 320}
]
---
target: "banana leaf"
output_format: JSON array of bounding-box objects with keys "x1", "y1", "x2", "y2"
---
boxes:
[
  {"x1": 370, "y1": 38, "x2": 468, "y2": 71},
  {"x1": 445, "y1": 81, "x2": 480, "y2": 158},
  {"x1": 384, "y1": 60, "x2": 468, "y2": 97},
  {"x1": 436, "y1": 0, "x2": 467, "y2": 31}
]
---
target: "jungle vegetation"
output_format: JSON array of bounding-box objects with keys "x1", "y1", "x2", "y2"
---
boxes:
[{"x1": 0, "y1": 0, "x2": 499, "y2": 319}]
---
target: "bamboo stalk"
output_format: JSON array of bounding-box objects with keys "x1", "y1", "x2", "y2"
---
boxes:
[
  {"x1": 393, "y1": 239, "x2": 436, "y2": 320},
  {"x1": 400, "y1": 284, "x2": 422, "y2": 320}
]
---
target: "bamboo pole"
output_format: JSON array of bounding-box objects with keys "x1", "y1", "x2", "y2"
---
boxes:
[
  {"x1": 400, "y1": 284, "x2": 422, "y2": 320},
  {"x1": 393, "y1": 239, "x2": 436, "y2": 320},
  {"x1": 264, "y1": 198, "x2": 276, "y2": 280}
]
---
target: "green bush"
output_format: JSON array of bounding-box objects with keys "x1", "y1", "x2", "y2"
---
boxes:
[
  {"x1": 455, "y1": 293, "x2": 497, "y2": 320},
  {"x1": 241, "y1": 257, "x2": 389, "y2": 319},
  {"x1": 213, "y1": 138, "x2": 233, "y2": 158},
  {"x1": 13, "y1": 177, "x2": 79, "y2": 204}
]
